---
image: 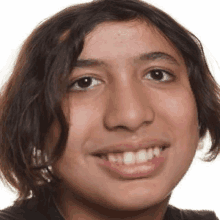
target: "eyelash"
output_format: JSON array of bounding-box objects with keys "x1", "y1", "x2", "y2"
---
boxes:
[{"x1": 69, "y1": 69, "x2": 175, "y2": 92}]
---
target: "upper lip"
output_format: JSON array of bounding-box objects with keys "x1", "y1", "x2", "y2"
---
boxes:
[{"x1": 91, "y1": 139, "x2": 170, "y2": 156}]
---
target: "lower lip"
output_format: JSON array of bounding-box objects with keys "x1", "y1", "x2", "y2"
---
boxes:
[{"x1": 96, "y1": 148, "x2": 168, "y2": 179}]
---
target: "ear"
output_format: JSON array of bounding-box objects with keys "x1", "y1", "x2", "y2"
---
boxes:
[{"x1": 197, "y1": 140, "x2": 204, "y2": 151}]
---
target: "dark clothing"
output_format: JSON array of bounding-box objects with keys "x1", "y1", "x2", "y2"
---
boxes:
[
  {"x1": 0, "y1": 197, "x2": 218, "y2": 220},
  {"x1": 164, "y1": 204, "x2": 219, "y2": 220}
]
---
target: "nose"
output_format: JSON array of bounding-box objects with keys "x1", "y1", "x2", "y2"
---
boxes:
[{"x1": 104, "y1": 79, "x2": 155, "y2": 132}]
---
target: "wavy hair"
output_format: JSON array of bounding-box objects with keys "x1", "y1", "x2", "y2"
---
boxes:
[{"x1": 1, "y1": 0, "x2": 220, "y2": 205}]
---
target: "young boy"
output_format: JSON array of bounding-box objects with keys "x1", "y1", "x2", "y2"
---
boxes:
[{"x1": 0, "y1": 0, "x2": 219, "y2": 219}]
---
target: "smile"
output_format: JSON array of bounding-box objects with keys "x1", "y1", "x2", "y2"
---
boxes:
[
  {"x1": 95, "y1": 145, "x2": 166, "y2": 165},
  {"x1": 94, "y1": 145, "x2": 169, "y2": 180}
]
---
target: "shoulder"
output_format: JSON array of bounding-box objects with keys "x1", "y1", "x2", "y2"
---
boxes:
[
  {"x1": 0, "y1": 198, "x2": 44, "y2": 220},
  {"x1": 0, "y1": 197, "x2": 63, "y2": 220},
  {"x1": 165, "y1": 205, "x2": 219, "y2": 220}
]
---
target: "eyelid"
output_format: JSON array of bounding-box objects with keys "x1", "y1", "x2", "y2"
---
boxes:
[
  {"x1": 146, "y1": 67, "x2": 174, "y2": 75},
  {"x1": 68, "y1": 75, "x2": 103, "y2": 91},
  {"x1": 144, "y1": 68, "x2": 175, "y2": 82}
]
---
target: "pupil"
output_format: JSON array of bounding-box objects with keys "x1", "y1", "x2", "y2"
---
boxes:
[
  {"x1": 152, "y1": 71, "x2": 163, "y2": 80},
  {"x1": 78, "y1": 77, "x2": 91, "y2": 88}
]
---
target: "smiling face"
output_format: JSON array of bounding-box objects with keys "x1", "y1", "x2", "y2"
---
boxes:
[{"x1": 52, "y1": 20, "x2": 199, "y2": 213}]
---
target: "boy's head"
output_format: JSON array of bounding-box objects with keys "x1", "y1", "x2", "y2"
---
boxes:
[
  {"x1": 51, "y1": 18, "x2": 199, "y2": 211},
  {"x1": 0, "y1": 0, "x2": 219, "y2": 210}
]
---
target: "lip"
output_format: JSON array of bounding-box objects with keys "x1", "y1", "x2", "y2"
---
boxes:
[
  {"x1": 95, "y1": 147, "x2": 168, "y2": 179},
  {"x1": 91, "y1": 139, "x2": 170, "y2": 156}
]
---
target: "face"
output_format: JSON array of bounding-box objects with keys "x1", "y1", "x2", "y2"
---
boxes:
[{"x1": 52, "y1": 20, "x2": 199, "y2": 211}]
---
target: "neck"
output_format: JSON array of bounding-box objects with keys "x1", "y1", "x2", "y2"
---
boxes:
[{"x1": 53, "y1": 190, "x2": 171, "y2": 220}]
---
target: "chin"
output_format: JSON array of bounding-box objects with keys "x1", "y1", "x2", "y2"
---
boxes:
[{"x1": 92, "y1": 190, "x2": 171, "y2": 212}]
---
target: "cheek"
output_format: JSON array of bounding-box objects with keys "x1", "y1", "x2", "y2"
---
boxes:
[
  {"x1": 159, "y1": 88, "x2": 199, "y2": 164},
  {"x1": 67, "y1": 100, "x2": 100, "y2": 133},
  {"x1": 158, "y1": 88, "x2": 198, "y2": 133},
  {"x1": 54, "y1": 104, "x2": 100, "y2": 167},
  {"x1": 53, "y1": 148, "x2": 83, "y2": 182},
  {"x1": 70, "y1": 109, "x2": 93, "y2": 136}
]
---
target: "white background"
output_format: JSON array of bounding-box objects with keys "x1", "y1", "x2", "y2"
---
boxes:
[{"x1": 0, "y1": 0, "x2": 220, "y2": 218}]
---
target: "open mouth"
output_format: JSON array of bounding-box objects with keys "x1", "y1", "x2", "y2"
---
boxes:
[
  {"x1": 93, "y1": 145, "x2": 168, "y2": 165},
  {"x1": 94, "y1": 145, "x2": 169, "y2": 179}
]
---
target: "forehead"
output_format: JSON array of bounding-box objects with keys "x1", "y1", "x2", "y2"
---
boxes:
[{"x1": 78, "y1": 20, "x2": 185, "y2": 67}]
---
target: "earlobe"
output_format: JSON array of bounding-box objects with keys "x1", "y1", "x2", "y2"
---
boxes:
[{"x1": 197, "y1": 139, "x2": 204, "y2": 150}]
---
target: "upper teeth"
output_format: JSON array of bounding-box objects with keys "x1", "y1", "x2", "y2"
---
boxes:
[{"x1": 107, "y1": 146, "x2": 162, "y2": 165}]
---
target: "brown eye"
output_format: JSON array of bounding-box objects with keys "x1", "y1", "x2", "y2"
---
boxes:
[
  {"x1": 77, "y1": 77, "x2": 92, "y2": 88},
  {"x1": 69, "y1": 76, "x2": 101, "y2": 91},
  {"x1": 145, "y1": 69, "x2": 174, "y2": 82}
]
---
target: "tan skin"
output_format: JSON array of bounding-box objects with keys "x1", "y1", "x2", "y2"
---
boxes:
[{"x1": 49, "y1": 20, "x2": 200, "y2": 220}]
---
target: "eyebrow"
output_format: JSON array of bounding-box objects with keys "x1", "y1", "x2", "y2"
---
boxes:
[{"x1": 74, "y1": 52, "x2": 180, "y2": 68}]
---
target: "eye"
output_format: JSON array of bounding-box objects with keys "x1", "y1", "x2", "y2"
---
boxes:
[
  {"x1": 145, "y1": 69, "x2": 174, "y2": 82},
  {"x1": 69, "y1": 69, "x2": 174, "y2": 92},
  {"x1": 69, "y1": 76, "x2": 102, "y2": 91}
]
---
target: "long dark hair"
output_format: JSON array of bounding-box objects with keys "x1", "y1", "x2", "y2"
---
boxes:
[{"x1": 1, "y1": 0, "x2": 220, "y2": 205}]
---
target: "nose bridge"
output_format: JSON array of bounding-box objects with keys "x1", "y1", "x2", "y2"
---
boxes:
[
  {"x1": 113, "y1": 77, "x2": 143, "y2": 111},
  {"x1": 104, "y1": 72, "x2": 154, "y2": 131}
]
